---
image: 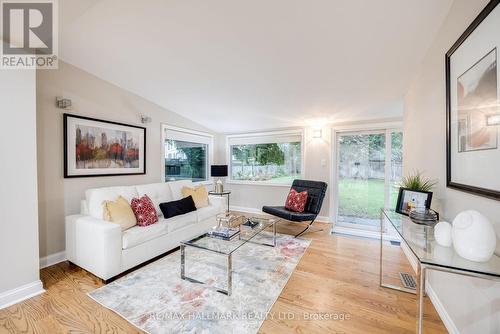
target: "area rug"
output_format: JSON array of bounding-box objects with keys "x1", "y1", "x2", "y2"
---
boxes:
[{"x1": 88, "y1": 232, "x2": 310, "y2": 334}]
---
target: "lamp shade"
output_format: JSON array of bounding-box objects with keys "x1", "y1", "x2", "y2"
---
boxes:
[{"x1": 211, "y1": 165, "x2": 228, "y2": 177}]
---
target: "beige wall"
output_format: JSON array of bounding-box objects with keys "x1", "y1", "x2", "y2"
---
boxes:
[
  {"x1": 404, "y1": 0, "x2": 500, "y2": 331},
  {"x1": 0, "y1": 67, "x2": 41, "y2": 301},
  {"x1": 36, "y1": 61, "x2": 214, "y2": 259}
]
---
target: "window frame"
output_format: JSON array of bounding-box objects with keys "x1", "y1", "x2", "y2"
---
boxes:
[
  {"x1": 330, "y1": 121, "x2": 403, "y2": 237},
  {"x1": 161, "y1": 124, "x2": 214, "y2": 185},
  {"x1": 225, "y1": 129, "x2": 305, "y2": 187}
]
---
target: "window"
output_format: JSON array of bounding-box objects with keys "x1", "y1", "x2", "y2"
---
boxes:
[
  {"x1": 228, "y1": 131, "x2": 303, "y2": 185},
  {"x1": 333, "y1": 124, "x2": 403, "y2": 235},
  {"x1": 163, "y1": 126, "x2": 212, "y2": 182}
]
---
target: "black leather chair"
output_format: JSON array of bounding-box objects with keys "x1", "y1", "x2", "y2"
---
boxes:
[{"x1": 262, "y1": 179, "x2": 328, "y2": 237}]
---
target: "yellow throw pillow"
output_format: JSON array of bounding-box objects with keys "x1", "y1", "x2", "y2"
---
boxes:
[
  {"x1": 181, "y1": 185, "x2": 209, "y2": 209},
  {"x1": 103, "y1": 196, "x2": 137, "y2": 231}
]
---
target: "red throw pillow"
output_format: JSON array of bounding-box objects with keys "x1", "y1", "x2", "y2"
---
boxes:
[
  {"x1": 131, "y1": 195, "x2": 158, "y2": 226},
  {"x1": 285, "y1": 189, "x2": 308, "y2": 213}
]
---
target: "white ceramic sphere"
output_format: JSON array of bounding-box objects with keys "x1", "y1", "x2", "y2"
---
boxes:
[
  {"x1": 434, "y1": 221, "x2": 452, "y2": 247},
  {"x1": 452, "y1": 210, "x2": 497, "y2": 262}
]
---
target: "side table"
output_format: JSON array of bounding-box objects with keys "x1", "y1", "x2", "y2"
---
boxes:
[{"x1": 208, "y1": 190, "x2": 231, "y2": 212}]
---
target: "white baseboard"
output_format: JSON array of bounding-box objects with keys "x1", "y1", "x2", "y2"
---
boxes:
[
  {"x1": 0, "y1": 280, "x2": 45, "y2": 310},
  {"x1": 332, "y1": 225, "x2": 403, "y2": 242},
  {"x1": 333, "y1": 225, "x2": 378, "y2": 239},
  {"x1": 316, "y1": 215, "x2": 330, "y2": 223},
  {"x1": 230, "y1": 205, "x2": 262, "y2": 215},
  {"x1": 230, "y1": 205, "x2": 331, "y2": 223},
  {"x1": 39, "y1": 251, "x2": 66, "y2": 269},
  {"x1": 426, "y1": 282, "x2": 459, "y2": 334}
]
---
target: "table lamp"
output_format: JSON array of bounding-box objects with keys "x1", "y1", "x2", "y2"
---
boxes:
[{"x1": 211, "y1": 165, "x2": 228, "y2": 193}]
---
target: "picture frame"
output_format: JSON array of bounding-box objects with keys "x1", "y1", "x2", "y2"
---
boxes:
[
  {"x1": 395, "y1": 188, "x2": 433, "y2": 216},
  {"x1": 446, "y1": 0, "x2": 500, "y2": 200},
  {"x1": 64, "y1": 114, "x2": 146, "y2": 178}
]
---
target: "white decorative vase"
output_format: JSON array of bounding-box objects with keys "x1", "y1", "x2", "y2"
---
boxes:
[
  {"x1": 434, "y1": 221, "x2": 452, "y2": 247},
  {"x1": 452, "y1": 210, "x2": 496, "y2": 262}
]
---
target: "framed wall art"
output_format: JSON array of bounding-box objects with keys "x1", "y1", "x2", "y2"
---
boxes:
[
  {"x1": 64, "y1": 114, "x2": 146, "y2": 178},
  {"x1": 446, "y1": 0, "x2": 500, "y2": 200}
]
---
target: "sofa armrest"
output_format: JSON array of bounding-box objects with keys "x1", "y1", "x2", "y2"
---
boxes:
[
  {"x1": 65, "y1": 214, "x2": 122, "y2": 280},
  {"x1": 208, "y1": 195, "x2": 227, "y2": 212}
]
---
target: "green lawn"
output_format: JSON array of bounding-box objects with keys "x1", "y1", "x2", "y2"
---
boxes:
[
  {"x1": 246, "y1": 177, "x2": 397, "y2": 219},
  {"x1": 338, "y1": 178, "x2": 399, "y2": 219}
]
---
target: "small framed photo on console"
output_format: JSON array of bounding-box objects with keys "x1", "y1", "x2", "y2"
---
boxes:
[{"x1": 395, "y1": 188, "x2": 433, "y2": 216}]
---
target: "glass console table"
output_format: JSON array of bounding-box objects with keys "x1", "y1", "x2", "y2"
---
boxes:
[{"x1": 380, "y1": 209, "x2": 500, "y2": 333}]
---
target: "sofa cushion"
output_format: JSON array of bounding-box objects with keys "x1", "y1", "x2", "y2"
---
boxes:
[
  {"x1": 86, "y1": 186, "x2": 138, "y2": 219},
  {"x1": 159, "y1": 196, "x2": 197, "y2": 219},
  {"x1": 167, "y1": 180, "x2": 193, "y2": 200},
  {"x1": 181, "y1": 185, "x2": 209, "y2": 208},
  {"x1": 103, "y1": 196, "x2": 137, "y2": 231},
  {"x1": 131, "y1": 195, "x2": 159, "y2": 227},
  {"x1": 166, "y1": 211, "x2": 198, "y2": 233},
  {"x1": 285, "y1": 188, "x2": 308, "y2": 213},
  {"x1": 122, "y1": 220, "x2": 168, "y2": 250},
  {"x1": 197, "y1": 204, "x2": 221, "y2": 222},
  {"x1": 135, "y1": 183, "x2": 173, "y2": 215}
]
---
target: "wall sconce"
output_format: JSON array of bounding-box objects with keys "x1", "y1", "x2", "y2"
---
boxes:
[
  {"x1": 312, "y1": 129, "x2": 322, "y2": 138},
  {"x1": 140, "y1": 114, "x2": 152, "y2": 124},
  {"x1": 486, "y1": 114, "x2": 500, "y2": 126},
  {"x1": 56, "y1": 97, "x2": 72, "y2": 110}
]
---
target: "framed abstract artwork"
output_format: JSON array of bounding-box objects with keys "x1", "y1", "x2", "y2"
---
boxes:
[
  {"x1": 64, "y1": 114, "x2": 146, "y2": 178},
  {"x1": 446, "y1": 0, "x2": 500, "y2": 200}
]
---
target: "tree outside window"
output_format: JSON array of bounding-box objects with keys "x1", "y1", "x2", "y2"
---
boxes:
[
  {"x1": 230, "y1": 142, "x2": 301, "y2": 184},
  {"x1": 165, "y1": 139, "x2": 208, "y2": 182}
]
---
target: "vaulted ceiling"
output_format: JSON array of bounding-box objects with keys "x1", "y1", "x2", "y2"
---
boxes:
[{"x1": 59, "y1": 0, "x2": 453, "y2": 133}]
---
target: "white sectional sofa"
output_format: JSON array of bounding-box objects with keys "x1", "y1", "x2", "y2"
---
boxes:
[{"x1": 65, "y1": 180, "x2": 225, "y2": 281}]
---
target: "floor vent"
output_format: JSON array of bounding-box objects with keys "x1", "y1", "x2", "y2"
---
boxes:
[{"x1": 399, "y1": 272, "x2": 416, "y2": 290}]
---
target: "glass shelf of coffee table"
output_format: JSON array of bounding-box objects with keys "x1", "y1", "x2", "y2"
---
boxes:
[{"x1": 180, "y1": 217, "x2": 279, "y2": 296}]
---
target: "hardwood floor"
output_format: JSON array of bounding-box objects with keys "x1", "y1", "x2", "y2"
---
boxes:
[{"x1": 0, "y1": 220, "x2": 446, "y2": 334}]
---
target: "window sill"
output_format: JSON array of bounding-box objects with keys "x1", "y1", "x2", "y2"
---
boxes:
[
  {"x1": 226, "y1": 180, "x2": 292, "y2": 187},
  {"x1": 165, "y1": 180, "x2": 213, "y2": 186},
  {"x1": 195, "y1": 180, "x2": 213, "y2": 186}
]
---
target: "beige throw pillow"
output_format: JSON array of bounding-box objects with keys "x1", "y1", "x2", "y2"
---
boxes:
[
  {"x1": 103, "y1": 196, "x2": 137, "y2": 231},
  {"x1": 181, "y1": 185, "x2": 209, "y2": 209}
]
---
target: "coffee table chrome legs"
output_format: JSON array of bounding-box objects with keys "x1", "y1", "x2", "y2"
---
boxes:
[
  {"x1": 242, "y1": 222, "x2": 277, "y2": 247},
  {"x1": 180, "y1": 245, "x2": 234, "y2": 296},
  {"x1": 180, "y1": 222, "x2": 277, "y2": 296},
  {"x1": 180, "y1": 245, "x2": 185, "y2": 279},
  {"x1": 273, "y1": 221, "x2": 277, "y2": 247},
  {"x1": 227, "y1": 254, "x2": 232, "y2": 295}
]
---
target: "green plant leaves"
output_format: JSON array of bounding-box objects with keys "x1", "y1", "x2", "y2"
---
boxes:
[{"x1": 400, "y1": 171, "x2": 437, "y2": 191}]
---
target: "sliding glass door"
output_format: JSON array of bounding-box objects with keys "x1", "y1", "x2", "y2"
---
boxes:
[{"x1": 334, "y1": 129, "x2": 402, "y2": 234}]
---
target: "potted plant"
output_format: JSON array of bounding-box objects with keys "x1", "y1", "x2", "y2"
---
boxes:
[
  {"x1": 400, "y1": 171, "x2": 437, "y2": 191},
  {"x1": 395, "y1": 171, "x2": 438, "y2": 216}
]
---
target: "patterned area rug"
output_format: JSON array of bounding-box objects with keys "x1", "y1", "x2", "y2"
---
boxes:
[{"x1": 88, "y1": 232, "x2": 310, "y2": 334}]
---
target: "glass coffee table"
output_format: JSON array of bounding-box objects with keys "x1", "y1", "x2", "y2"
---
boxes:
[{"x1": 180, "y1": 217, "x2": 278, "y2": 296}]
